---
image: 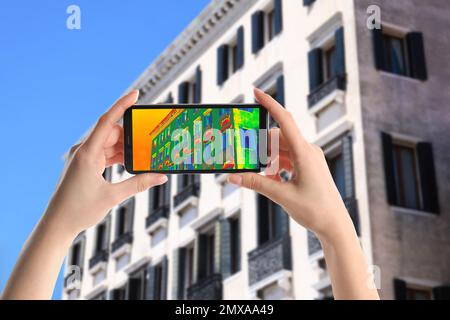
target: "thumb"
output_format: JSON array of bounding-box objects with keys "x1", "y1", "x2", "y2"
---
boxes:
[
  {"x1": 228, "y1": 173, "x2": 283, "y2": 202},
  {"x1": 112, "y1": 173, "x2": 168, "y2": 203}
]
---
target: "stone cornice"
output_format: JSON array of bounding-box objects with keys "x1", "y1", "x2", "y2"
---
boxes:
[{"x1": 127, "y1": 0, "x2": 258, "y2": 103}]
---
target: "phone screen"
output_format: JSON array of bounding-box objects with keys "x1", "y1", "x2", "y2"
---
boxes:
[{"x1": 124, "y1": 105, "x2": 267, "y2": 173}]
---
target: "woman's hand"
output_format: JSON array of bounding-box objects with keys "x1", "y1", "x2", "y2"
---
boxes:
[
  {"x1": 229, "y1": 88, "x2": 351, "y2": 242},
  {"x1": 48, "y1": 90, "x2": 168, "y2": 237},
  {"x1": 229, "y1": 88, "x2": 379, "y2": 300}
]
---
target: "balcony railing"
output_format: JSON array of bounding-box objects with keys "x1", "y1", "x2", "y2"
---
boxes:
[
  {"x1": 174, "y1": 182, "x2": 200, "y2": 207},
  {"x1": 248, "y1": 235, "x2": 292, "y2": 285},
  {"x1": 88, "y1": 249, "x2": 109, "y2": 269},
  {"x1": 307, "y1": 74, "x2": 346, "y2": 108},
  {"x1": 111, "y1": 231, "x2": 133, "y2": 253},
  {"x1": 187, "y1": 273, "x2": 223, "y2": 300},
  {"x1": 145, "y1": 204, "x2": 169, "y2": 229},
  {"x1": 64, "y1": 268, "x2": 83, "y2": 288}
]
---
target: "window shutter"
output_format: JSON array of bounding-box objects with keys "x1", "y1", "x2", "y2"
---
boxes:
[
  {"x1": 274, "y1": 0, "x2": 283, "y2": 35},
  {"x1": 125, "y1": 197, "x2": 135, "y2": 233},
  {"x1": 393, "y1": 278, "x2": 407, "y2": 300},
  {"x1": 177, "y1": 175, "x2": 184, "y2": 192},
  {"x1": 274, "y1": 204, "x2": 289, "y2": 238},
  {"x1": 381, "y1": 132, "x2": 397, "y2": 205},
  {"x1": 276, "y1": 75, "x2": 285, "y2": 106},
  {"x1": 341, "y1": 134, "x2": 360, "y2": 234},
  {"x1": 220, "y1": 219, "x2": 232, "y2": 279},
  {"x1": 196, "y1": 234, "x2": 208, "y2": 280},
  {"x1": 194, "y1": 173, "x2": 201, "y2": 184},
  {"x1": 304, "y1": 0, "x2": 315, "y2": 6},
  {"x1": 214, "y1": 220, "x2": 222, "y2": 275},
  {"x1": 194, "y1": 66, "x2": 202, "y2": 103},
  {"x1": 334, "y1": 26, "x2": 346, "y2": 76},
  {"x1": 178, "y1": 81, "x2": 189, "y2": 103},
  {"x1": 251, "y1": 11, "x2": 264, "y2": 54},
  {"x1": 372, "y1": 28, "x2": 386, "y2": 71},
  {"x1": 308, "y1": 48, "x2": 323, "y2": 92},
  {"x1": 406, "y1": 32, "x2": 427, "y2": 81},
  {"x1": 236, "y1": 26, "x2": 245, "y2": 70},
  {"x1": 148, "y1": 188, "x2": 154, "y2": 214},
  {"x1": 126, "y1": 277, "x2": 141, "y2": 300},
  {"x1": 417, "y1": 142, "x2": 439, "y2": 213},
  {"x1": 164, "y1": 176, "x2": 171, "y2": 207},
  {"x1": 166, "y1": 92, "x2": 173, "y2": 103},
  {"x1": 217, "y1": 45, "x2": 229, "y2": 86},
  {"x1": 160, "y1": 257, "x2": 168, "y2": 300},
  {"x1": 145, "y1": 265, "x2": 156, "y2": 300},
  {"x1": 172, "y1": 248, "x2": 186, "y2": 299},
  {"x1": 433, "y1": 285, "x2": 450, "y2": 300},
  {"x1": 257, "y1": 195, "x2": 269, "y2": 245},
  {"x1": 78, "y1": 234, "x2": 86, "y2": 272},
  {"x1": 103, "y1": 214, "x2": 111, "y2": 250}
]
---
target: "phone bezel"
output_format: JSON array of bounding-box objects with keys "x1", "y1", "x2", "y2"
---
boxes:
[{"x1": 123, "y1": 104, "x2": 268, "y2": 174}]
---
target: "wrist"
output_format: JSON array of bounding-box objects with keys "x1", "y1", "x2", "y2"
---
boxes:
[{"x1": 315, "y1": 207, "x2": 358, "y2": 249}]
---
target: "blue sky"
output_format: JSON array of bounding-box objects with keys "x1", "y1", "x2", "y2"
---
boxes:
[{"x1": 0, "y1": 0, "x2": 209, "y2": 299}]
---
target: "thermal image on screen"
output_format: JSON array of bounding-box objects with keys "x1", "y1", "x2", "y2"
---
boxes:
[{"x1": 132, "y1": 107, "x2": 260, "y2": 172}]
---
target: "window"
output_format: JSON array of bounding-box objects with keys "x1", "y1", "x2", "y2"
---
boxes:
[
  {"x1": 197, "y1": 231, "x2": 215, "y2": 280},
  {"x1": 127, "y1": 266, "x2": 146, "y2": 300},
  {"x1": 91, "y1": 291, "x2": 107, "y2": 300},
  {"x1": 229, "y1": 217, "x2": 241, "y2": 274},
  {"x1": 183, "y1": 246, "x2": 195, "y2": 298},
  {"x1": 407, "y1": 287, "x2": 432, "y2": 300},
  {"x1": 111, "y1": 286, "x2": 126, "y2": 300},
  {"x1": 372, "y1": 28, "x2": 427, "y2": 80},
  {"x1": 217, "y1": 27, "x2": 244, "y2": 86},
  {"x1": 117, "y1": 206, "x2": 127, "y2": 237},
  {"x1": 178, "y1": 66, "x2": 202, "y2": 103},
  {"x1": 257, "y1": 195, "x2": 288, "y2": 245},
  {"x1": 251, "y1": 0, "x2": 282, "y2": 54},
  {"x1": 308, "y1": 27, "x2": 346, "y2": 95},
  {"x1": 327, "y1": 152, "x2": 345, "y2": 198},
  {"x1": 263, "y1": 74, "x2": 285, "y2": 127},
  {"x1": 382, "y1": 133, "x2": 439, "y2": 213},
  {"x1": 70, "y1": 242, "x2": 81, "y2": 267},
  {"x1": 116, "y1": 200, "x2": 134, "y2": 238},
  {"x1": 153, "y1": 263, "x2": 163, "y2": 300},
  {"x1": 383, "y1": 34, "x2": 408, "y2": 76}
]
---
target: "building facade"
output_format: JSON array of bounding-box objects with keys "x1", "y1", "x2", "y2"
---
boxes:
[{"x1": 62, "y1": 0, "x2": 450, "y2": 300}]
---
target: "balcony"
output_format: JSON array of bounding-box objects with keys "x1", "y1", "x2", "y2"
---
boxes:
[
  {"x1": 111, "y1": 231, "x2": 133, "y2": 256},
  {"x1": 187, "y1": 273, "x2": 223, "y2": 300},
  {"x1": 64, "y1": 267, "x2": 83, "y2": 289},
  {"x1": 145, "y1": 204, "x2": 169, "y2": 234},
  {"x1": 173, "y1": 182, "x2": 200, "y2": 209},
  {"x1": 89, "y1": 249, "x2": 109, "y2": 271},
  {"x1": 308, "y1": 74, "x2": 346, "y2": 108},
  {"x1": 248, "y1": 235, "x2": 292, "y2": 286}
]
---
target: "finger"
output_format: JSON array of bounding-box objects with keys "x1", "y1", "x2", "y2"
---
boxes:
[
  {"x1": 105, "y1": 152, "x2": 124, "y2": 168},
  {"x1": 228, "y1": 172, "x2": 284, "y2": 204},
  {"x1": 254, "y1": 88, "x2": 305, "y2": 161},
  {"x1": 111, "y1": 173, "x2": 168, "y2": 202},
  {"x1": 264, "y1": 154, "x2": 293, "y2": 176},
  {"x1": 85, "y1": 90, "x2": 138, "y2": 152},
  {"x1": 104, "y1": 141, "x2": 124, "y2": 159},
  {"x1": 104, "y1": 124, "x2": 123, "y2": 148},
  {"x1": 269, "y1": 128, "x2": 290, "y2": 152}
]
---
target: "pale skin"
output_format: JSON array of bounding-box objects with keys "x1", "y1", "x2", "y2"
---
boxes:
[{"x1": 1, "y1": 88, "x2": 379, "y2": 300}]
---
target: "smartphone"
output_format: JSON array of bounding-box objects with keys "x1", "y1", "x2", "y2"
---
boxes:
[{"x1": 123, "y1": 104, "x2": 268, "y2": 174}]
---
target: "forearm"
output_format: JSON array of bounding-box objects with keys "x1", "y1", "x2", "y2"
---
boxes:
[
  {"x1": 318, "y1": 212, "x2": 380, "y2": 300},
  {"x1": 1, "y1": 207, "x2": 77, "y2": 300}
]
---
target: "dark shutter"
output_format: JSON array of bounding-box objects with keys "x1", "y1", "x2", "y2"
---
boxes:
[
  {"x1": 217, "y1": 45, "x2": 229, "y2": 86},
  {"x1": 433, "y1": 285, "x2": 450, "y2": 300},
  {"x1": 308, "y1": 48, "x2": 323, "y2": 92},
  {"x1": 381, "y1": 132, "x2": 397, "y2": 205},
  {"x1": 164, "y1": 176, "x2": 171, "y2": 206},
  {"x1": 406, "y1": 32, "x2": 427, "y2": 80},
  {"x1": 393, "y1": 278, "x2": 407, "y2": 300},
  {"x1": 126, "y1": 277, "x2": 141, "y2": 300},
  {"x1": 194, "y1": 174, "x2": 201, "y2": 184},
  {"x1": 103, "y1": 214, "x2": 111, "y2": 250},
  {"x1": 166, "y1": 92, "x2": 173, "y2": 103},
  {"x1": 257, "y1": 195, "x2": 269, "y2": 245},
  {"x1": 304, "y1": 0, "x2": 316, "y2": 6},
  {"x1": 148, "y1": 188, "x2": 155, "y2": 214},
  {"x1": 220, "y1": 219, "x2": 231, "y2": 278},
  {"x1": 372, "y1": 28, "x2": 386, "y2": 71},
  {"x1": 145, "y1": 265, "x2": 156, "y2": 300},
  {"x1": 197, "y1": 234, "x2": 208, "y2": 280},
  {"x1": 274, "y1": 205, "x2": 289, "y2": 238},
  {"x1": 194, "y1": 66, "x2": 202, "y2": 103},
  {"x1": 276, "y1": 75, "x2": 285, "y2": 106},
  {"x1": 417, "y1": 142, "x2": 439, "y2": 213},
  {"x1": 334, "y1": 26, "x2": 346, "y2": 76},
  {"x1": 78, "y1": 234, "x2": 86, "y2": 272},
  {"x1": 236, "y1": 26, "x2": 245, "y2": 70},
  {"x1": 251, "y1": 11, "x2": 264, "y2": 54},
  {"x1": 274, "y1": 0, "x2": 283, "y2": 35},
  {"x1": 178, "y1": 81, "x2": 189, "y2": 103},
  {"x1": 172, "y1": 248, "x2": 186, "y2": 300},
  {"x1": 160, "y1": 257, "x2": 168, "y2": 300},
  {"x1": 214, "y1": 220, "x2": 222, "y2": 274},
  {"x1": 342, "y1": 134, "x2": 360, "y2": 235},
  {"x1": 125, "y1": 198, "x2": 135, "y2": 233},
  {"x1": 177, "y1": 175, "x2": 184, "y2": 192}
]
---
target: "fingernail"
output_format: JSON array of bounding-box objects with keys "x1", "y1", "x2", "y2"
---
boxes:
[
  {"x1": 228, "y1": 174, "x2": 243, "y2": 186},
  {"x1": 254, "y1": 87, "x2": 264, "y2": 95},
  {"x1": 130, "y1": 89, "x2": 139, "y2": 99},
  {"x1": 158, "y1": 175, "x2": 168, "y2": 184}
]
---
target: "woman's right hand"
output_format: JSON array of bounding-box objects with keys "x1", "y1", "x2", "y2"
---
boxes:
[{"x1": 229, "y1": 88, "x2": 356, "y2": 243}]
